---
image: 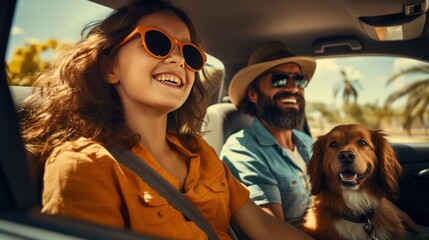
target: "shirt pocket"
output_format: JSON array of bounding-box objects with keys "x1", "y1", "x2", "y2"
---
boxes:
[
  {"x1": 278, "y1": 175, "x2": 301, "y2": 192},
  {"x1": 138, "y1": 191, "x2": 173, "y2": 225},
  {"x1": 204, "y1": 178, "x2": 228, "y2": 193},
  {"x1": 278, "y1": 175, "x2": 309, "y2": 221},
  {"x1": 191, "y1": 175, "x2": 228, "y2": 199},
  {"x1": 188, "y1": 176, "x2": 229, "y2": 219}
]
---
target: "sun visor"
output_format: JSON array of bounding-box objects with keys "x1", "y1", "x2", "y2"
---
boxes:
[
  {"x1": 360, "y1": 13, "x2": 426, "y2": 41},
  {"x1": 358, "y1": 0, "x2": 428, "y2": 41}
]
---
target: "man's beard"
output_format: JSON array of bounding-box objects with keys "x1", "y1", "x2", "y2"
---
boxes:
[{"x1": 255, "y1": 90, "x2": 306, "y2": 130}]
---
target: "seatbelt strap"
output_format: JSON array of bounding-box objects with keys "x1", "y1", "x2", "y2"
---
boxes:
[{"x1": 105, "y1": 143, "x2": 219, "y2": 240}]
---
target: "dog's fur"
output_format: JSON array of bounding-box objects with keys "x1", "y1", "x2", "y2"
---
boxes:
[{"x1": 300, "y1": 124, "x2": 404, "y2": 240}]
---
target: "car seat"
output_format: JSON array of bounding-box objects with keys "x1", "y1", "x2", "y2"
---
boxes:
[
  {"x1": 202, "y1": 103, "x2": 254, "y2": 155},
  {"x1": 202, "y1": 102, "x2": 254, "y2": 239}
]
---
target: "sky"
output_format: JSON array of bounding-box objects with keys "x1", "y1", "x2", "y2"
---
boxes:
[
  {"x1": 7, "y1": 0, "x2": 428, "y2": 108},
  {"x1": 306, "y1": 56, "x2": 426, "y2": 107},
  {"x1": 7, "y1": 0, "x2": 112, "y2": 59}
]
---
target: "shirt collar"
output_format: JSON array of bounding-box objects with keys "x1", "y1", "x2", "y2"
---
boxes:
[
  {"x1": 251, "y1": 118, "x2": 278, "y2": 146},
  {"x1": 250, "y1": 118, "x2": 312, "y2": 162},
  {"x1": 165, "y1": 134, "x2": 198, "y2": 158}
]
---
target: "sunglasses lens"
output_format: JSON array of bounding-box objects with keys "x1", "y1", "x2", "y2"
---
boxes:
[
  {"x1": 183, "y1": 44, "x2": 204, "y2": 70},
  {"x1": 145, "y1": 30, "x2": 171, "y2": 57},
  {"x1": 296, "y1": 80, "x2": 309, "y2": 88},
  {"x1": 271, "y1": 73, "x2": 309, "y2": 88},
  {"x1": 271, "y1": 74, "x2": 289, "y2": 88},
  {"x1": 143, "y1": 28, "x2": 205, "y2": 71},
  {"x1": 293, "y1": 74, "x2": 309, "y2": 88}
]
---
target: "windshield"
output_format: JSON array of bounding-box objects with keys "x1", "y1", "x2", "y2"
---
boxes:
[{"x1": 306, "y1": 56, "x2": 429, "y2": 143}]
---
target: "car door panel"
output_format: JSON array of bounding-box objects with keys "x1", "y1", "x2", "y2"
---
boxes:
[{"x1": 394, "y1": 143, "x2": 429, "y2": 226}]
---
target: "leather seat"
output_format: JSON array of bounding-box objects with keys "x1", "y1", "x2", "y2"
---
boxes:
[{"x1": 202, "y1": 103, "x2": 254, "y2": 155}]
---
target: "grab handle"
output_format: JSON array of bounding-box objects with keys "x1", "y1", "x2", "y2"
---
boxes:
[{"x1": 413, "y1": 169, "x2": 429, "y2": 179}]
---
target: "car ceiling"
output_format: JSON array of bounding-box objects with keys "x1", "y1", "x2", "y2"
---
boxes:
[{"x1": 89, "y1": 0, "x2": 429, "y2": 76}]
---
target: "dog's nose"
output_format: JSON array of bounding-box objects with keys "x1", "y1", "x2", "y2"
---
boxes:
[{"x1": 339, "y1": 150, "x2": 355, "y2": 164}]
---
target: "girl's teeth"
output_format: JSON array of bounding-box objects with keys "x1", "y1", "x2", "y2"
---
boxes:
[{"x1": 154, "y1": 74, "x2": 182, "y2": 86}]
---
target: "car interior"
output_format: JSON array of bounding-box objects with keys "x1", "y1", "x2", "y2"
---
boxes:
[{"x1": 2, "y1": 0, "x2": 429, "y2": 238}]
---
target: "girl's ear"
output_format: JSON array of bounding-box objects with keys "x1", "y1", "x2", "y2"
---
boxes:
[
  {"x1": 103, "y1": 55, "x2": 120, "y2": 84},
  {"x1": 107, "y1": 72, "x2": 120, "y2": 84}
]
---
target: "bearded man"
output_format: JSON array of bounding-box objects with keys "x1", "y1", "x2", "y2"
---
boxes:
[{"x1": 220, "y1": 41, "x2": 315, "y2": 225}]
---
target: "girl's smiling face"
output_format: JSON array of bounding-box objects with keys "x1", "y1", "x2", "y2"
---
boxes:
[{"x1": 107, "y1": 10, "x2": 195, "y2": 115}]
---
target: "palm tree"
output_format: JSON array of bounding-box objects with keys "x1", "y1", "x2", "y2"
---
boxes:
[
  {"x1": 333, "y1": 70, "x2": 362, "y2": 106},
  {"x1": 384, "y1": 65, "x2": 429, "y2": 135}
]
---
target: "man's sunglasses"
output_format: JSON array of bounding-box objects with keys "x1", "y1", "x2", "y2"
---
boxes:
[
  {"x1": 264, "y1": 73, "x2": 309, "y2": 89},
  {"x1": 111, "y1": 26, "x2": 207, "y2": 72}
]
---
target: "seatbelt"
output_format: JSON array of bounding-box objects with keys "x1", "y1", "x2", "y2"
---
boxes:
[{"x1": 105, "y1": 143, "x2": 220, "y2": 240}]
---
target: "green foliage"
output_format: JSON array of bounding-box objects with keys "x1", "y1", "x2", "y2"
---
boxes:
[
  {"x1": 307, "y1": 102, "x2": 340, "y2": 122},
  {"x1": 343, "y1": 103, "x2": 366, "y2": 125},
  {"x1": 384, "y1": 65, "x2": 429, "y2": 135},
  {"x1": 307, "y1": 101, "x2": 398, "y2": 131},
  {"x1": 6, "y1": 38, "x2": 69, "y2": 86},
  {"x1": 309, "y1": 66, "x2": 429, "y2": 135},
  {"x1": 333, "y1": 70, "x2": 362, "y2": 106}
]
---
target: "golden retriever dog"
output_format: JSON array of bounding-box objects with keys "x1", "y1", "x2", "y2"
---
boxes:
[{"x1": 300, "y1": 124, "x2": 405, "y2": 240}]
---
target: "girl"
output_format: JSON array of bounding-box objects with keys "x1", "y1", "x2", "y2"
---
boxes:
[{"x1": 20, "y1": 0, "x2": 312, "y2": 239}]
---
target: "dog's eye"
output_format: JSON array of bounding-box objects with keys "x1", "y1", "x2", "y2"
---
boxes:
[
  {"x1": 329, "y1": 141, "x2": 338, "y2": 147},
  {"x1": 358, "y1": 140, "x2": 367, "y2": 146}
]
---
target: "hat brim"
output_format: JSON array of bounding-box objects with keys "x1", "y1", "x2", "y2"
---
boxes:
[{"x1": 228, "y1": 56, "x2": 316, "y2": 106}]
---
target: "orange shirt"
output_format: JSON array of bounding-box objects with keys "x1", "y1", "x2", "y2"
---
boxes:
[{"x1": 42, "y1": 135, "x2": 249, "y2": 239}]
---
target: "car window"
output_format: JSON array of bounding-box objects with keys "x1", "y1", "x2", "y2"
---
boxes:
[
  {"x1": 6, "y1": 0, "x2": 427, "y2": 146},
  {"x1": 306, "y1": 56, "x2": 429, "y2": 144},
  {"x1": 6, "y1": 0, "x2": 225, "y2": 92},
  {"x1": 6, "y1": 0, "x2": 111, "y2": 86}
]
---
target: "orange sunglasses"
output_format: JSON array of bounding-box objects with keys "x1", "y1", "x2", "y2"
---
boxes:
[{"x1": 111, "y1": 26, "x2": 207, "y2": 72}]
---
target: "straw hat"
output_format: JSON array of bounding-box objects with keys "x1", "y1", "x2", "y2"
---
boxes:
[{"x1": 228, "y1": 41, "x2": 316, "y2": 106}]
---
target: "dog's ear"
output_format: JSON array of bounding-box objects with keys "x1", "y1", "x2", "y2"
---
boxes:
[
  {"x1": 308, "y1": 135, "x2": 326, "y2": 195},
  {"x1": 372, "y1": 130, "x2": 403, "y2": 198}
]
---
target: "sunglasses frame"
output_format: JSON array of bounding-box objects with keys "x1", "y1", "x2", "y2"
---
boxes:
[
  {"x1": 111, "y1": 25, "x2": 207, "y2": 72},
  {"x1": 262, "y1": 72, "x2": 309, "y2": 89}
]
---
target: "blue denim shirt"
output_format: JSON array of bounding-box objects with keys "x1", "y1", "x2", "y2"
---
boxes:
[{"x1": 220, "y1": 118, "x2": 313, "y2": 224}]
